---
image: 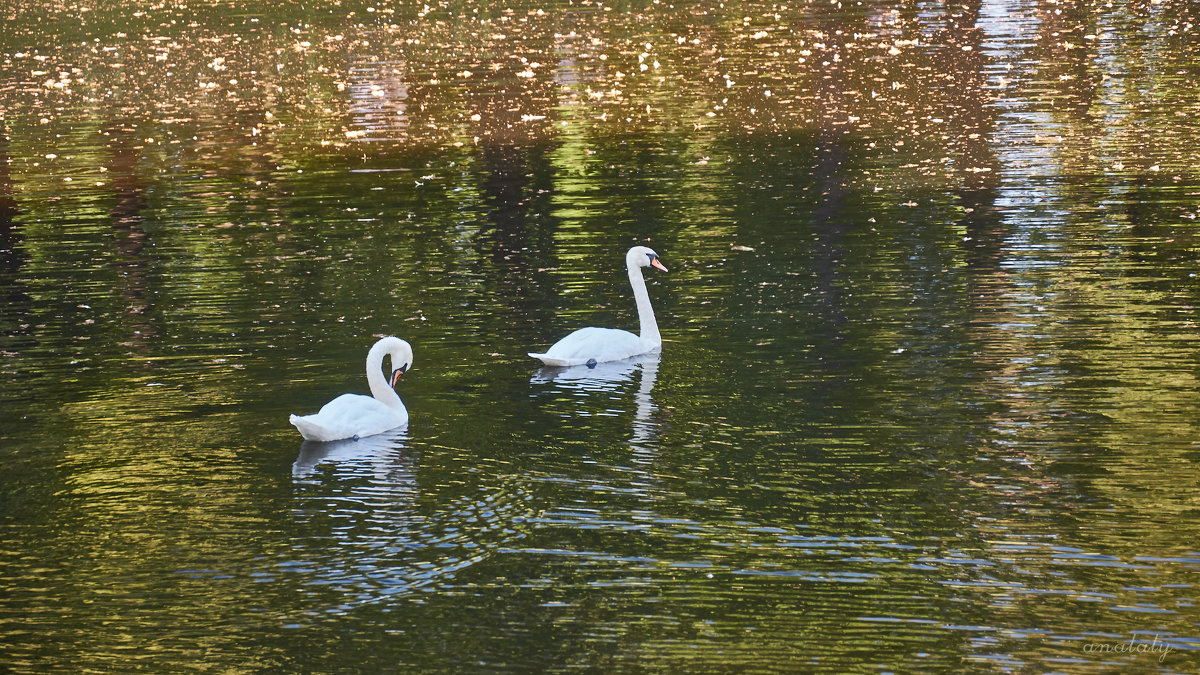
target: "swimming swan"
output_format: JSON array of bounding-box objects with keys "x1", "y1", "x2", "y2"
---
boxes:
[
  {"x1": 529, "y1": 246, "x2": 668, "y2": 367},
  {"x1": 290, "y1": 336, "x2": 412, "y2": 442}
]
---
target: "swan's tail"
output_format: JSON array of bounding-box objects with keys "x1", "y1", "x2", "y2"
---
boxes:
[
  {"x1": 290, "y1": 414, "x2": 329, "y2": 442},
  {"x1": 528, "y1": 352, "x2": 574, "y2": 368}
]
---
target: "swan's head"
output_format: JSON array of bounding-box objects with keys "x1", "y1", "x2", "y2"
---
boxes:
[
  {"x1": 378, "y1": 336, "x2": 413, "y2": 387},
  {"x1": 627, "y1": 245, "x2": 668, "y2": 273}
]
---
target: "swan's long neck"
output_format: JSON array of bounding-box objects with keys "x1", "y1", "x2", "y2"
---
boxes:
[
  {"x1": 629, "y1": 262, "x2": 660, "y2": 347},
  {"x1": 365, "y1": 341, "x2": 404, "y2": 409}
]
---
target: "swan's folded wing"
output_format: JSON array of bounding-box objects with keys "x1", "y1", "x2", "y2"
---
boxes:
[
  {"x1": 291, "y1": 394, "x2": 407, "y2": 442},
  {"x1": 530, "y1": 327, "x2": 647, "y2": 366}
]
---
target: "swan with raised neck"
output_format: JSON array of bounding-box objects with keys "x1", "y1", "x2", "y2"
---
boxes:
[{"x1": 529, "y1": 246, "x2": 668, "y2": 368}]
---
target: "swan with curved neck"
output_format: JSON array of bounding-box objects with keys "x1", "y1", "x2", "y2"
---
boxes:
[
  {"x1": 290, "y1": 336, "x2": 413, "y2": 442},
  {"x1": 529, "y1": 246, "x2": 668, "y2": 367}
]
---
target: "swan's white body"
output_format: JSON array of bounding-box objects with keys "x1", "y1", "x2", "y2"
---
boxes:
[
  {"x1": 529, "y1": 246, "x2": 667, "y2": 367},
  {"x1": 290, "y1": 336, "x2": 413, "y2": 442}
]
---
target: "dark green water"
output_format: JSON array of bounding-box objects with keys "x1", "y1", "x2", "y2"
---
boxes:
[{"x1": 2, "y1": 0, "x2": 1199, "y2": 671}]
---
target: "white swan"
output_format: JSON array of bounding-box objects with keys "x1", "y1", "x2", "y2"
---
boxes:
[
  {"x1": 529, "y1": 246, "x2": 668, "y2": 367},
  {"x1": 290, "y1": 336, "x2": 413, "y2": 442}
]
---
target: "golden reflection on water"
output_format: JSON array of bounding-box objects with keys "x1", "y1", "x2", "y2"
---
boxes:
[{"x1": 2, "y1": 0, "x2": 1195, "y2": 183}]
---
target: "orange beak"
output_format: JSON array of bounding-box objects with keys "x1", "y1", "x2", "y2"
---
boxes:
[
  {"x1": 390, "y1": 365, "x2": 408, "y2": 387},
  {"x1": 651, "y1": 257, "x2": 668, "y2": 272}
]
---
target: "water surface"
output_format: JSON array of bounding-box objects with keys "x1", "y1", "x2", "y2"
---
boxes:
[{"x1": 2, "y1": 0, "x2": 1199, "y2": 671}]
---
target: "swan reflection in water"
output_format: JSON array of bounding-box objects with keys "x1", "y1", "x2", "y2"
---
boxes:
[
  {"x1": 292, "y1": 427, "x2": 414, "y2": 481},
  {"x1": 289, "y1": 429, "x2": 433, "y2": 611},
  {"x1": 289, "y1": 427, "x2": 531, "y2": 613},
  {"x1": 531, "y1": 351, "x2": 662, "y2": 462}
]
